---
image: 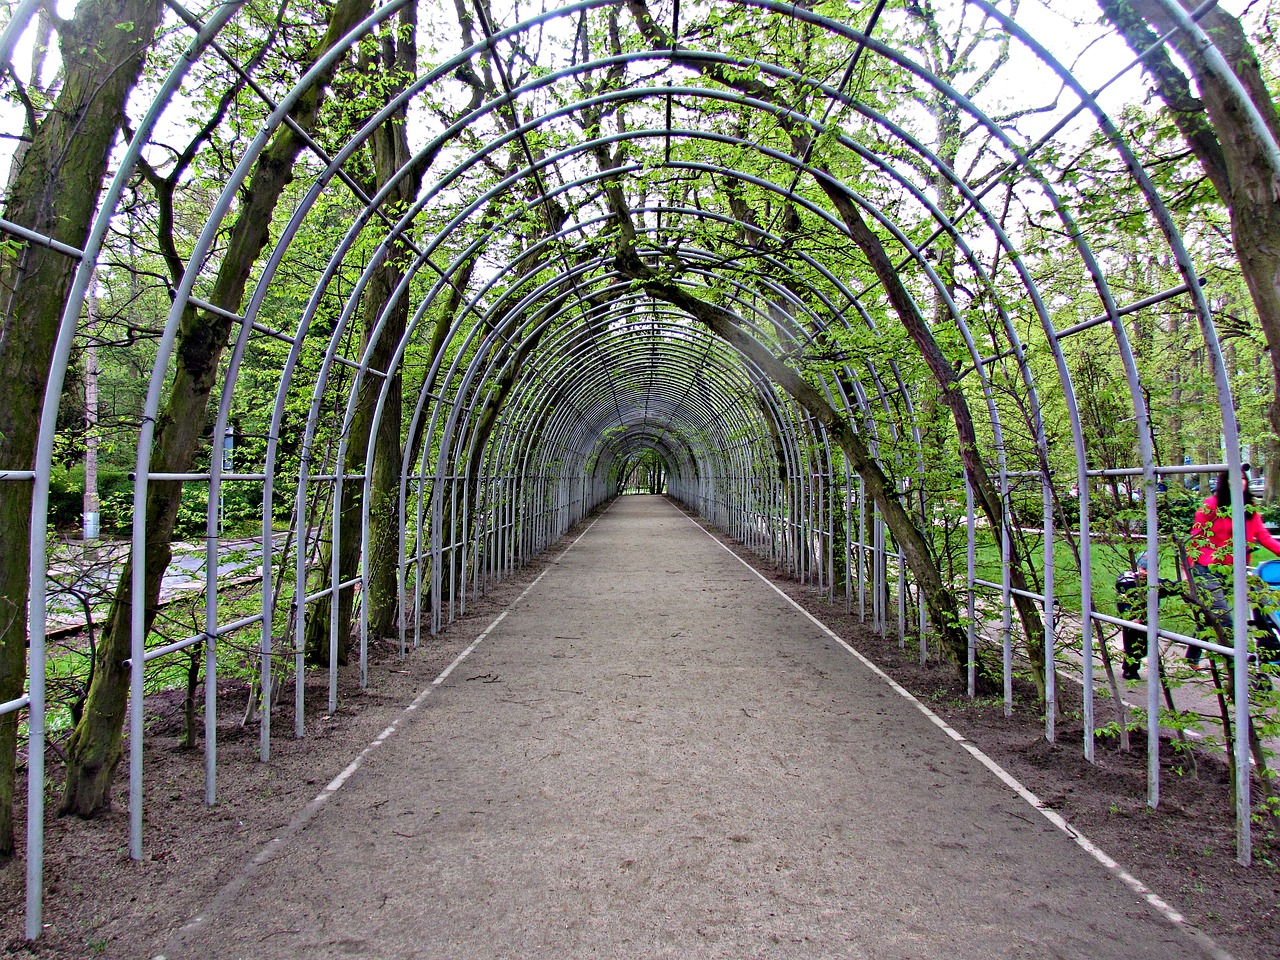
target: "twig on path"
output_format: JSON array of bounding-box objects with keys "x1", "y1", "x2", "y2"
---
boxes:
[{"x1": 260, "y1": 929, "x2": 302, "y2": 941}]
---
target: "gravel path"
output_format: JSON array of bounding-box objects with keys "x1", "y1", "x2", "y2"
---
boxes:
[{"x1": 163, "y1": 496, "x2": 1225, "y2": 960}]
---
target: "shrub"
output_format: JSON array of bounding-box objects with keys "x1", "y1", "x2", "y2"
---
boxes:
[{"x1": 47, "y1": 465, "x2": 133, "y2": 532}]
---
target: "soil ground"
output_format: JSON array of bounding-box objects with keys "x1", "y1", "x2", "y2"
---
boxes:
[{"x1": 1, "y1": 494, "x2": 1277, "y2": 958}]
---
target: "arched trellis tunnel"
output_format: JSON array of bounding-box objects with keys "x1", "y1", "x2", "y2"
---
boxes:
[{"x1": 2, "y1": 0, "x2": 1276, "y2": 939}]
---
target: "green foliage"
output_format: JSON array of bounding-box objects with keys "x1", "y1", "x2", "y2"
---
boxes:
[{"x1": 47, "y1": 465, "x2": 133, "y2": 531}]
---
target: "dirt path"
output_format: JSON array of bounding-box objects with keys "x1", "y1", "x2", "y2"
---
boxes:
[{"x1": 160, "y1": 496, "x2": 1226, "y2": 960}]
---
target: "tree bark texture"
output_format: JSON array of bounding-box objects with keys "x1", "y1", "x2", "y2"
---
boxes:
[
  {"x1": 0, "y1": 0, "x2": 164, "y2": 855},
  {"x1": 62, "y1": 0, "x2": 374, "y2": 817},
  {"x1": 305, "y1": 1, "x2": 455, "y2": 660}
]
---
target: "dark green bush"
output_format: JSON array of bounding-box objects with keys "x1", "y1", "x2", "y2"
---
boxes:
[{"x1": 48, "y1": 465, "x2": 133, "y2": 531}]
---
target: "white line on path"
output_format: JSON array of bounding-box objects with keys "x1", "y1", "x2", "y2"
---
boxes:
[
  {"x1": 157, "y1": 502, "x2": 613, "y2": 959},
  {"x1": 676, "y1": 506, "x2": 1234, "y2": 960}
]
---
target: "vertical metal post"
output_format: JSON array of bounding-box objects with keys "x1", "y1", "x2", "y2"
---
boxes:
[
  {"x1": 329, "y1": 473, "x2": 341, "y2": 714},
  {"x1": 1146, "y1": 479, "x2": 1161, "y2": 807},
  {"x1": 1001, "y1": 472, "x2": 1013, "y2": 718},
  {"x1": 1230, "y1": 468, "x2": 1252, "y2": 863},
  {"x1": 293, "y1": 452, "x2": 311, "y2": 739},
  {"x1": 25, "y1": 483, "x2": 47, "y2": 940},
  {"x1": 966, "y1": 478, "x2": 976, "y2": 698},
  {"x1": 845, "y1": 478, "x2": 852, "y2": 615},
  {"x1": 1043, "y1": 480, "x2": 1055, "y2": 743},
  {"x1": 858, "y1": 479, "x2": 866, "y2": 622},
  {"x1": 1080, "y1": 476, "x2": 1095, "y2": 765},
  {"x1": 897, "y1": 544, "x2": 906, "y2": 648},
  {"x1": 129, "y1": 477, "x2": 147, "y2": 861}
]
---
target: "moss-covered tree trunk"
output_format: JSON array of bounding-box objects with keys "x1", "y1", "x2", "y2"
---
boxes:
[
  {"x1": 303, "y1": 254, "x2": 410, "y2": 665},
  {"x1": 304, "y1": 4, "x2": 426, "y2": 661},
  {"x1": 0, "y1": 0, "x2": 164, "y2": 856},
  {"x1": 816, "y1": 175, "x2": 1047, "y2": 694},
  {"x1": 61, "y1": 0, "x2": 374, "y2": 818}
]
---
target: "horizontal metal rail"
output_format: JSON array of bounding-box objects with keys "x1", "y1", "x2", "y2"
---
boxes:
[
  {"x1": 124, "y1": 612, "x2": 267, "y2": 666},
  {"x1": 0, "y1": 217, "x2": 84, "y2": 258},
  {"x1": 301, "y1": 576, "x2": 363, "y2": 604},
  {"x1": 132, "y1": 472, "x2": 269, "y2": 482},
  {"x1": 1089, "y1": 611, "x2": 1236, "y2": 658}
]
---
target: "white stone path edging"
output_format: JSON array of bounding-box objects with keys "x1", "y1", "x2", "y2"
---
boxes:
[{"x1": 676, "y1": 509, "x2": 1234, "y2": 960}]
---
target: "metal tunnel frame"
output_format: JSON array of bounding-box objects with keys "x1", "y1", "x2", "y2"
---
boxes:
[{"x1": 1, "y1": 0, "x2": 1270, "y2": 937}]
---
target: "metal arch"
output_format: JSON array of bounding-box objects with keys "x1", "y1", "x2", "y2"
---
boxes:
[
  {"x1": 267, "y1": 97, "x2": 1036, "y2": 731},
  {"x1": 310, "y1": 111, "x2": 938, "y2": 514},
  {"x1": 406, "y1": 194, "x2": 894, "y2": 439},
  {"x1": 18, "y1": 0, "x2": 249, "y2": 931},
  {"x1": 346, "y1": 104, "x2": 1005, "y2": 467},
  {"x1": 452, "y1": 312, "x2": 773, "y2": 519},
  {"x1": 337, "y1": 15, "x2": 1246, "y2": 815},
  {"x1": 980, "y1": 4, "x2": 1252, "y2": 832},
  {"x1": 6, "y1": 0, "x2": 1273, "y2": 933},
  {"x1": 415, "y1": 306, "x2": 773, "y2": 628},
  {"x1": 489, "y1": 323, "x2": 772, "y2": 510},
  {"x1": 419, "y1": 281, "x2": 808, "y2": 586},
  {"x1": 345, "y1": 0, "x2": 1260, "y2": 860},
  {"x1": 418, "y1": 257, "x2": 850, "y2": 608},
  {"x1": 467, "y1": 326, "x2": 752, "y2": 520},
  {"x1": 506, "y1": 331, "x2": 765, "y2": 490},
  {"x1": 447, "y1": 245, "x2": 890, "y2": 593}
]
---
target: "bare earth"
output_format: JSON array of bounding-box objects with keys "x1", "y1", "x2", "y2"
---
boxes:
[
  {"x1": 159, "y1": 495, "x2": 1220, "y2": 959},
  {"x1": 3, "y1": 494, "x2": 1274, "y2": 958}
]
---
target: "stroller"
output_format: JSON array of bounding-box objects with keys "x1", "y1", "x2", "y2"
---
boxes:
[
  {"x1": 1115, "y1": 552, "x2": 1280, "y2": 679},
  {"x1": 1248, "y1": 559, "x2": 1280, "y2": 670},
  {"x1": 1115, "y1": 553, "x2": 1165, "y2": 680}
]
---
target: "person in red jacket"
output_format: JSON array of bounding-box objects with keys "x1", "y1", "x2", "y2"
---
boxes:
[{"x1": 1187, "y1": 466, "x2": 1280, "y2": 664}]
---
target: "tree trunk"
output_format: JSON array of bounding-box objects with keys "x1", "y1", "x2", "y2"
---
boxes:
[
  {"x1": 614, "y1": 248, "x2": 982, "y2": 682},
  {"x1": 305, "y1": 2, "x2": 446, "y2": 658},
  {"x1": 0, "y1": 0, "x2": 163, "y2": 855},
  {"x1": 304, "y1": 255, "x2": 409, "y2": 665},
  {"x1": 62, "y1": 0, "x2": 374, "y2": 818},
  {"x1": 815, "y1": 173, "x2": 1047, "y2": 693}
]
